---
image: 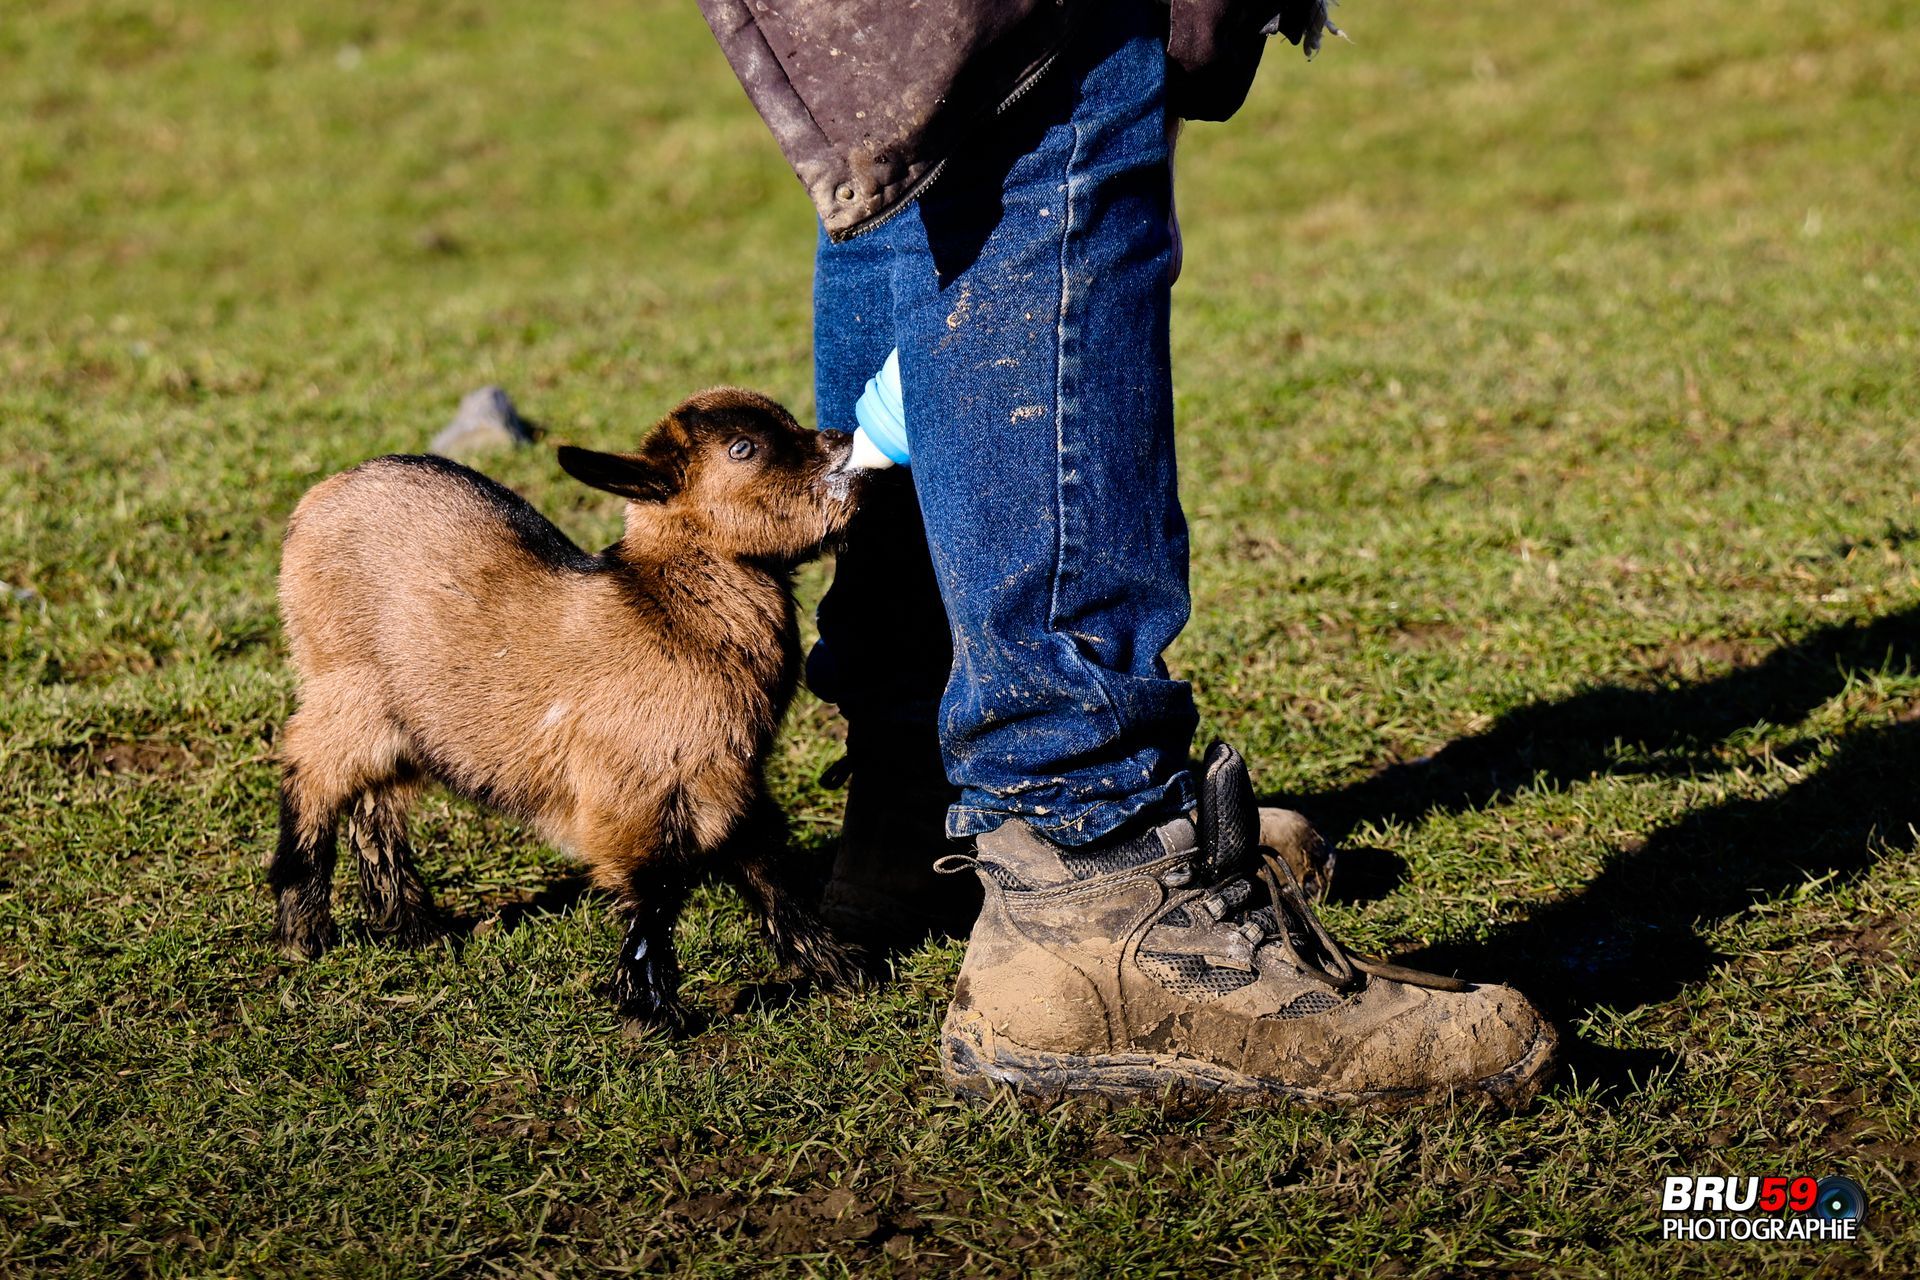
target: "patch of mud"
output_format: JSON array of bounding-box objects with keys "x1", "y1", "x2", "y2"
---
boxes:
[
  {"x1": 660, "y1": 1180, "x2": 903, "y2": 1258},
  {"x1": 639, "y1": 1118, "x2": 1259, "y2": 1270},
  {"x1": 1808, "y1": 914, "x2": 1911, "y2": 958},
  {"x1": 644, "y1": 1147, "x2": 1071, "y2": 1275},
  {"x1": 1387, "y1": 619, "x2": 1468, "y2": 651},
  {"x1": 99, "y1": 740, "x2": 203, "y2": 775},
  {"x1": 760, "y1": 1186, "x2": 885, "y2": 1251},
  {"x1": 1630, "y1": 637, "x2": 1764, "y2": 682},
  {"x1": 54, "y1": 734, "x2": 208, "y2": 777},
  {"x1": 458, "y1": 1074, "x2": 585, "y2": 1144},
  {"x1": 1083, "y1": 1130, "x2": 1218, "y2": 1173}
]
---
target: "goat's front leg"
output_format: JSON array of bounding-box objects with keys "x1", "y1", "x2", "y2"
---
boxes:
[
  {"x1": 608, "y1": 868, "x2": 693, "y2": 1034},
  {"x1": 724, "y1": 794, "x2": 867, "y2": 987}
]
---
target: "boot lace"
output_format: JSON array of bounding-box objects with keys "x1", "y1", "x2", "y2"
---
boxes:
[{"x1": 1190, "y1": 848, "x2": 1469, "y2": 994}]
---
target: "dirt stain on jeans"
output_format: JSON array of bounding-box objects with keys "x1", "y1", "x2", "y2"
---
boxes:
[{"x1": 945, "y1": 284, "x2": 973, "y2": 330}]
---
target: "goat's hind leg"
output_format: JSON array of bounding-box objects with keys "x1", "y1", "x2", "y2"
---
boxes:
[
  {"x1": 268, "y1": 764, "x2": 343, "y2": 960},
  {"x1": 349, "y1": 774, "x2": 441, "y2": 946},
  {"x1": 269, "y1": 689, "x2": 407, "y2": 959}
]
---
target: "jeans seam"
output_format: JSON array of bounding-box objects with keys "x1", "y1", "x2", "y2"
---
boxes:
[{"x1": 1046, "y1": 105, "x2": 1129, "y2": 754}]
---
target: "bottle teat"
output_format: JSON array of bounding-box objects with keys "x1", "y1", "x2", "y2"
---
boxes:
[{"x1": 849, "y1": 348, "x2": 910, "y2": 470}]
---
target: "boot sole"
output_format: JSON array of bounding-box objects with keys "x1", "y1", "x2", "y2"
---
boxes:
[{"x1": 941, "y1": 1009, "x2": 1560, "y2": 1111}]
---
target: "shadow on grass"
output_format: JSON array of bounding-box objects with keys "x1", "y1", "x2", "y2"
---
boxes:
[
  {"x1": 1322, "y1": 845, "x2": 1409, "y2": 904},
  {"x1": 432, "y1": 872, "x2": 602, "y2": 954},
  {"x1": 432, "y1": 863, "x2": 848, "y2": 1019},
  {"x1": 1395, "y1": 709, "x2": 1919, "y2": 1022},
  {"x1": 1270, "y1": 604, "x2": 1920, "y2": 1090},
  {"x1": 1285, "y1": 603, "x2": 1920, "y2": 844}
]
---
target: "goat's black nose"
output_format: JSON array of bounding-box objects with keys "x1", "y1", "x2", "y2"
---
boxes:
[{"x1": 820, "y1": 430, "x2": 857, "y2": 474}]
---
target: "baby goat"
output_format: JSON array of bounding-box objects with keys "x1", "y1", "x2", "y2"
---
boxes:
[{"x1": 270, "y1": 388, "x2": 864, "y2": 1030}]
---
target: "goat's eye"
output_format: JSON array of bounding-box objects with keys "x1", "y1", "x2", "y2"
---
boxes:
[{"x1": 727, "y1": 438, "x2": 755, "y2": 461}]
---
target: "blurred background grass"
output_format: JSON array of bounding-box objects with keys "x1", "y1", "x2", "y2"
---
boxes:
[{"x1": 2, "y1": 0, "x2": 1917, "y2": 1274}]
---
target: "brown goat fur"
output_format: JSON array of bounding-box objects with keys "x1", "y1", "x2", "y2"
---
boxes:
[{"x1": 270, "y1": 387, "x2": 865, "y2": 1029}]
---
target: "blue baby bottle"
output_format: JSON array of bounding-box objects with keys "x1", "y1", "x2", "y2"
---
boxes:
[{"x1": 848, "y1": 348, "x2": 910, "y2": 470}]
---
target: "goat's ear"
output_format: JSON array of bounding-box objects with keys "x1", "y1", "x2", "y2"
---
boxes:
[{"x1": 556, "y1": 446, "x2": 676, "y2": 502}]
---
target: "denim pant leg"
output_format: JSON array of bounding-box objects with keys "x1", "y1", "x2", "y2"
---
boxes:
[
  {"x1": 810, "y1": 226, "x2": 954, "y2": 750},
  {"x1": 891, "y1": 0, "x2": 1198, "y2": 844}
]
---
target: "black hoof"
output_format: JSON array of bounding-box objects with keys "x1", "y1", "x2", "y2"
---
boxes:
[
  {"x1": 788, "y1": 932, "x2": 870, "y2": 989},
  {"x1": 617, "y1": 999, "x2": 699, "y2": 1039},
  {"x1": 368, "y1": 908, "x2": 448, "y2": 949},
  {"x1": 270, "y1": 916, "x2": 338, "y2": 962}
]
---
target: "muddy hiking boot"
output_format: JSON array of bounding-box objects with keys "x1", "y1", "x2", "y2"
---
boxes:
[{"x1": 940, "y1": 742, "x2": 1558, "y2": 1107}]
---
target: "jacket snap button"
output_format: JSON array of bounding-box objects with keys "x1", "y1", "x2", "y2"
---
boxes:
[{"x1": 835, "y1": 183, "x2": 856, "y2": 202}]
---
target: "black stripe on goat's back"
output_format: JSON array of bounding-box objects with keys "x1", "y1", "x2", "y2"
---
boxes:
[{"x1": 358, "y1": 453, "x2": 604, "y2": 573}]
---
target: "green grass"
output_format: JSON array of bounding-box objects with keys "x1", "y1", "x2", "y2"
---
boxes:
[{"x1": 3, "y1": 0, "x2": 1918, "y2": 1273}]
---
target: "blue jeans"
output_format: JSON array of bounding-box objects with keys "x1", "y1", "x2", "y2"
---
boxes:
[{"x1": 811, "y1": 0, "x2": 1197, "y2": 845}]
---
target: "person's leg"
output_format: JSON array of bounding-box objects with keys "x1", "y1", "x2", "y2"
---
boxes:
[
  {"x1": 808, "y1": 170, "x2": 1326, "y2": 942},
  {"x1": 810, "y1": 223, "x2": 951, "y2": 737},
  {"x1": 811, "y1": 224, "x2": 975, "y2": 944},
  {"x1": 891, "y1": 0, "x2": 1197, "y2": 846},
  {"x1": 870, "y1": 0, "x2": 1557, "y2": 1104}
]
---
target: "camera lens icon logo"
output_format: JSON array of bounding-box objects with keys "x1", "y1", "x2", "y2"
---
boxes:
[{"x1": 1812, "y1": 1176, "x2": 1866, "y2": 1224}]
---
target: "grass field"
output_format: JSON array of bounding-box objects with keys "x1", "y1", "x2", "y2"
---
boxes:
[{"x1": 4, "y1": 0, "x2": 1918, "y2": 1273}]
